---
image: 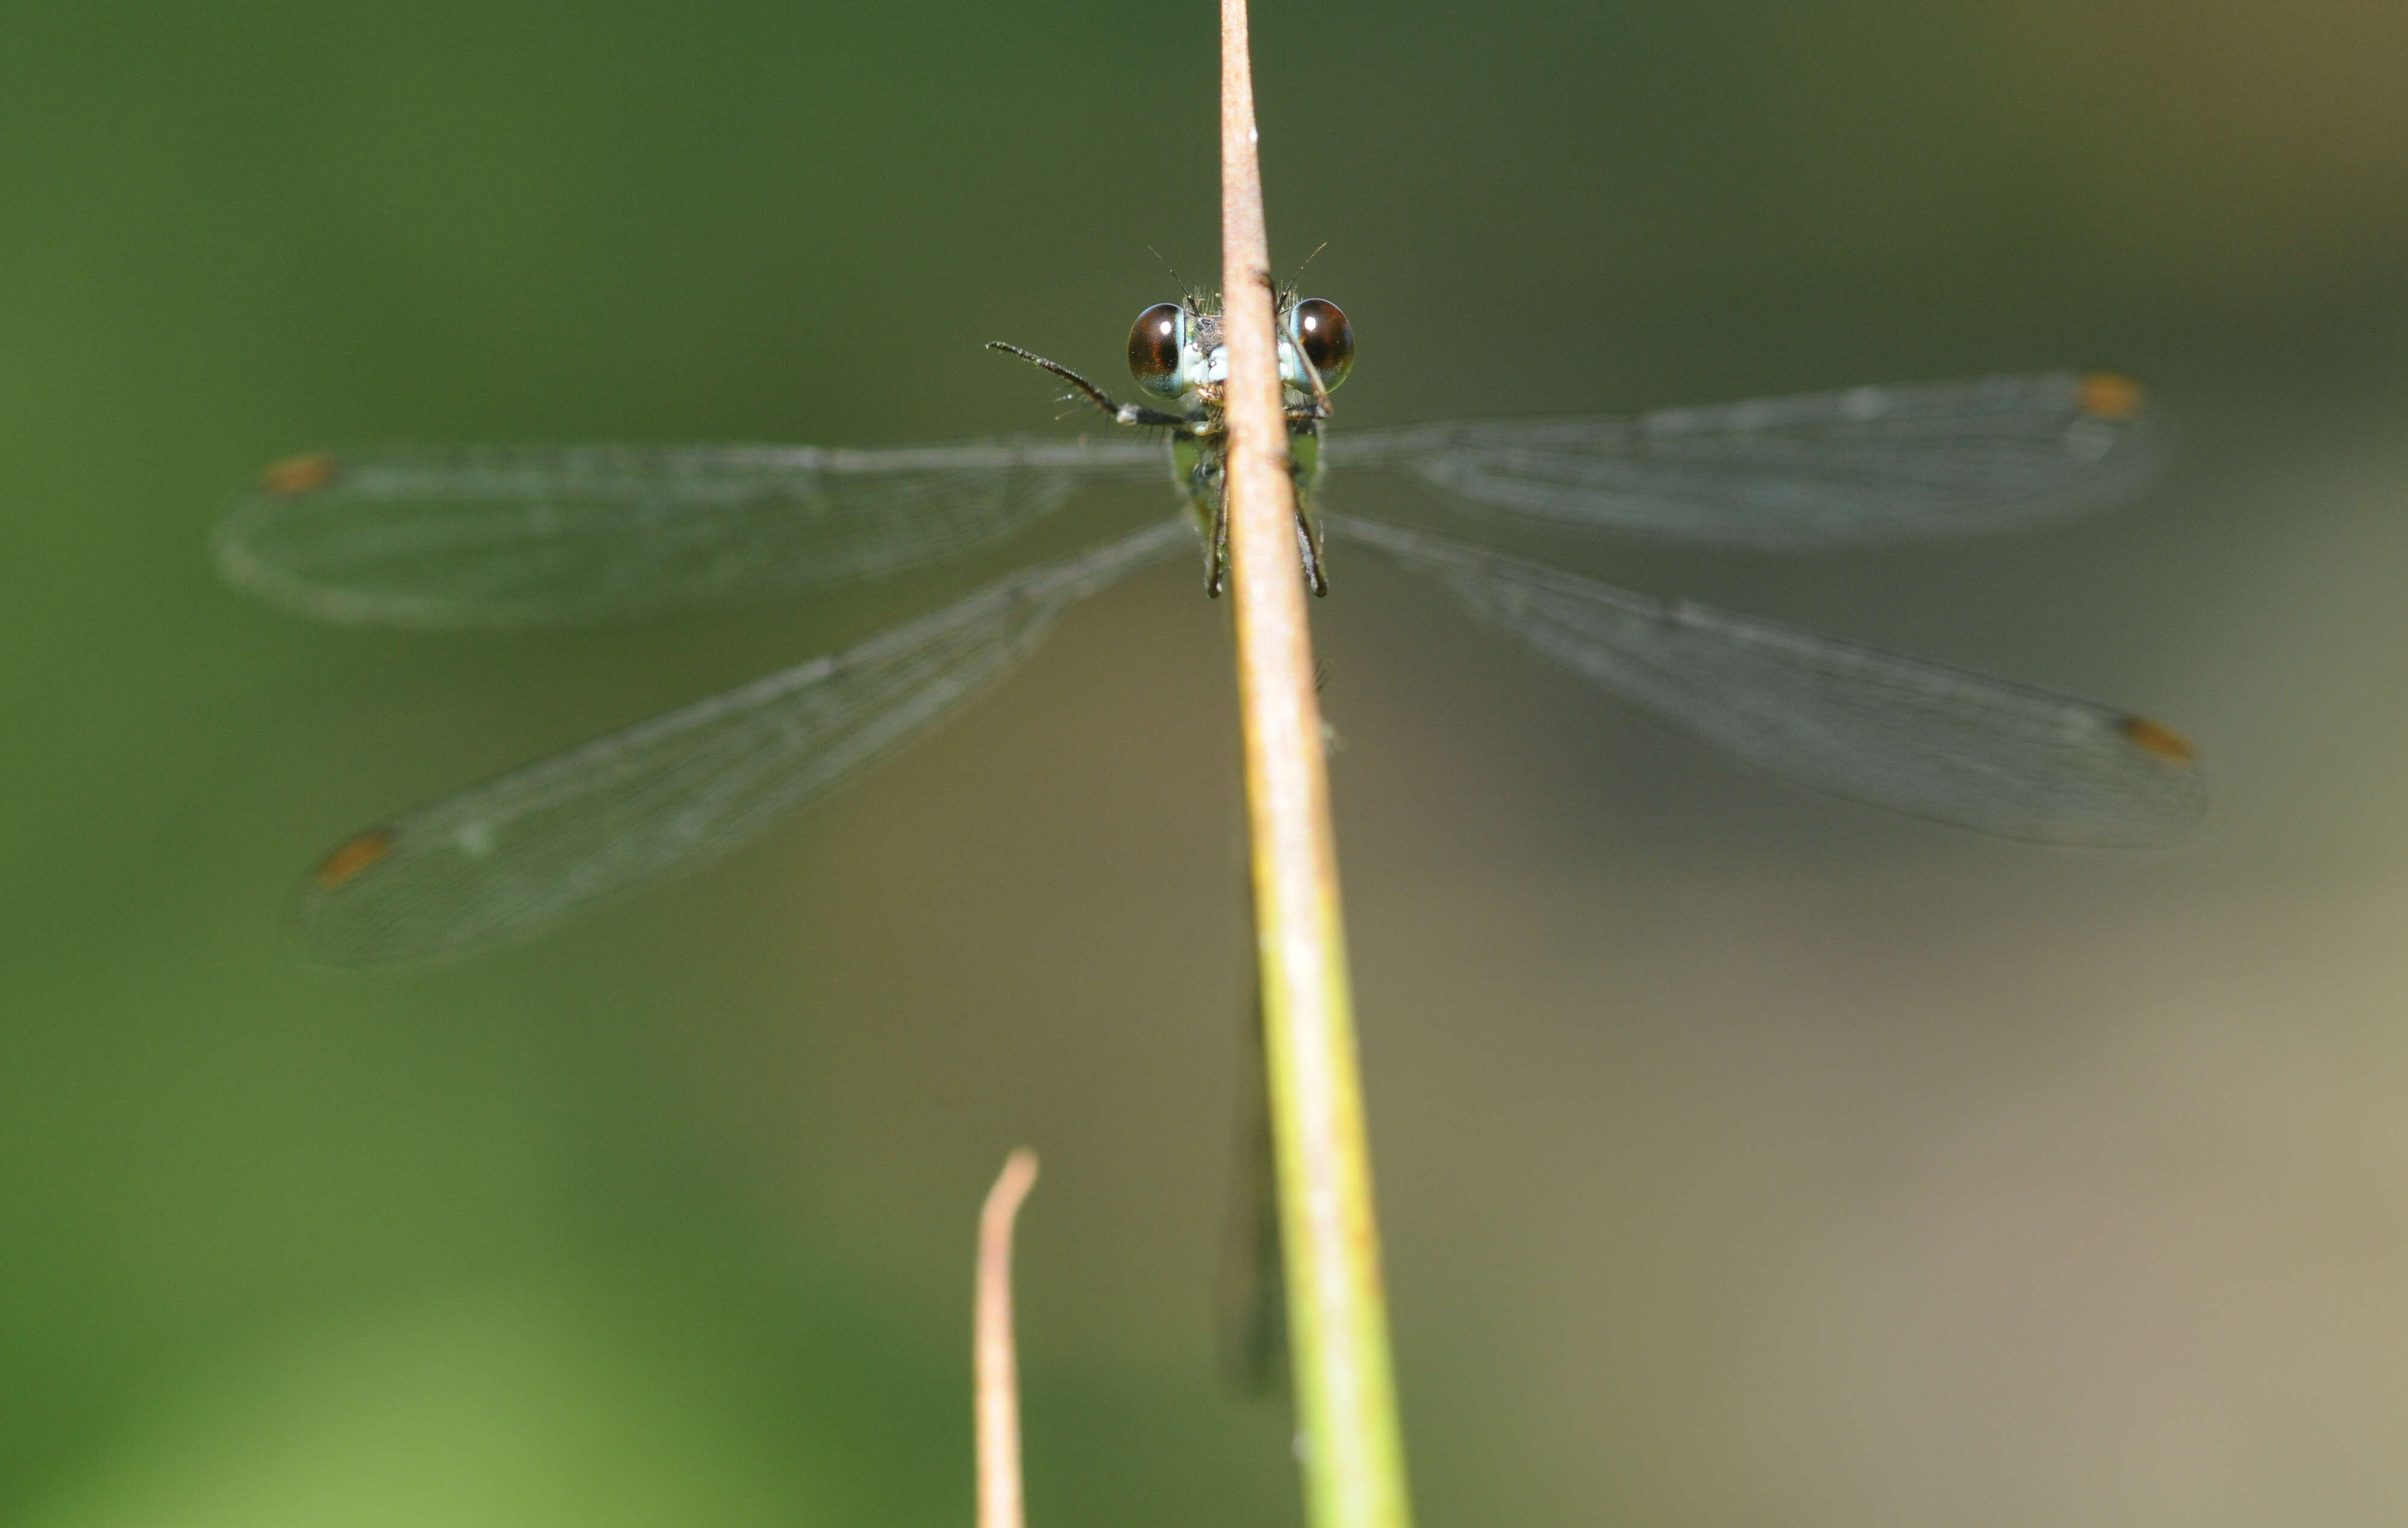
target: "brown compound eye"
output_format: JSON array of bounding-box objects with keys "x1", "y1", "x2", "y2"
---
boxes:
[
  {"x1": 1128, "y1": 302, "x2": 1186, "y2": 397},
  {"x1": 1290, "y1": 297, "x2": 1353, "y2": 390}
]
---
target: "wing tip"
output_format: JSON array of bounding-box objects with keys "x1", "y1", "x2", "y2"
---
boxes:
[
  {"x1": 2076, "y1": 372, "x2": 2149, "y2": 422},
  {"x1": 213, "y1": 455, "x2": 338, "y2": 603},
  {"x1": 289, "y1": 826, "x2": 494, "y2": 969},
  {"x1": 286, "y1": 826, "x2": 423, "y2": 969},
  {"x1": 2116, "y1": 713, "x2": 2197, "y2": 766},
  {"x1": 312, "y1": 826, "x2": 397, "y2": 890},
  {"x1": 262, "y1": 452, "x2": 341, "y2": 496}
]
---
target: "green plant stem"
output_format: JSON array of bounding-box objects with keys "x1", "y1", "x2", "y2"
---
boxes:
[{"x1": 1218, "y1": 7, "x2": 1414, "y2": 1527}]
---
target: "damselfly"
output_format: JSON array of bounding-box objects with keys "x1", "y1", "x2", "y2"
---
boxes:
[{"x1": 215, "y1": 291, "x2": 2205, "y2": 965}]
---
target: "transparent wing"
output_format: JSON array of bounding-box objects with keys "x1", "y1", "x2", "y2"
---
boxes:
[
  {"x1": 1326, "y1": 372, "x2": 2167, "y2": 548},
  {"x1": 1332, "y1": 517, "x2": 2207, "y2": 846},
  {"x1": 215, "y1": 436, "x2": 1168, "y2": 629},
  {"x1": 292, "y1": 519, "x2": 1191, "y2": 965}
]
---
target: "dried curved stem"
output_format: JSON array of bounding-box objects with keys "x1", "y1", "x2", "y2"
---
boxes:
[{"x1": 976, "y1": 1149, "x2": 1039, "y2": 1528}]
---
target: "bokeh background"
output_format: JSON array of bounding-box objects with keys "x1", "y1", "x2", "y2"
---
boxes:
[{"x1": 7, "y1": 1, "x2": 2408, "y2": 1524}]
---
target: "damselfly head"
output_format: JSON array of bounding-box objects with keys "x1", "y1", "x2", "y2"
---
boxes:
[{"x1": 1131, "y1": 294, "x2": 1354, "y2": 404}]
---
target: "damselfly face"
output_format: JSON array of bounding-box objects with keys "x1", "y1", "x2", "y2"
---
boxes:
[
  {"x1": 216, "y1": 297, "x2": 2202, "y2": 965},
  {"x1": 1127, "y1": 295, "x2": 1355, "y2": 408}
]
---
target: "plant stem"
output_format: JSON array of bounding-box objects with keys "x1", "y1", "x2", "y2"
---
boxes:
[
  {"x1": 976, "y1": 1149, "x2": 1038, "y2": 1528},
  {"x1": 1218, "y1": 8, "x2": 1414, "y2": 1528}
]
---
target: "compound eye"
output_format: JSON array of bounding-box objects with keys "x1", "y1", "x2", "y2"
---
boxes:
[
  {"x1": 1290, "y1": 298, "x2": 1353, "y2": 390},
  {"x1": 1128, "y1": 303, "x2": 1186, "y2": 397}
]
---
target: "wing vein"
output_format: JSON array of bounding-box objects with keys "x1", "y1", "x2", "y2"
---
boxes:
[
  {"x1": 1330, "y1": 515, "x2": 2206, "y2": 845},
  {"x1": 294, "y1": 518, "x2": 1191, "y2": 963},
  {"x1": 1327, "y1": 372, "x2": 2167, "y2": 547}
]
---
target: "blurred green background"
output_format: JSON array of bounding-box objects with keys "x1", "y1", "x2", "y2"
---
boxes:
[{"x1": 5, "y1": 1, "x2": 2408, "y2": 1524}]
